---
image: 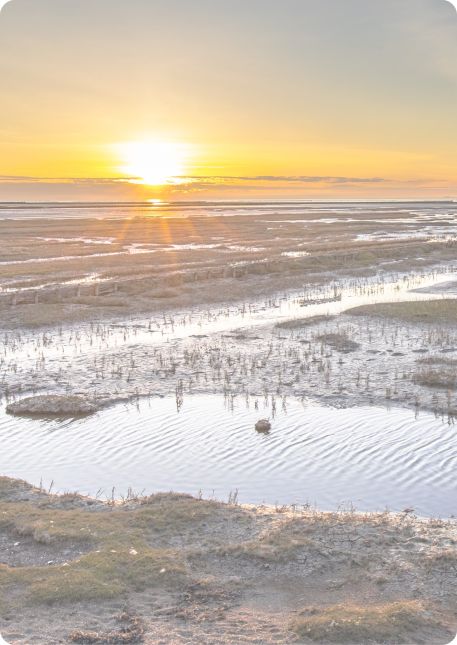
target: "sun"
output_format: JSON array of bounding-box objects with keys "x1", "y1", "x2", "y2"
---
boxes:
[{"x1": 117, "y1": 141, "x2": 188, "y2": 186}]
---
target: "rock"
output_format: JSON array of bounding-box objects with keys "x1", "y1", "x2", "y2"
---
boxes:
[
  {"x1": 255, "y1": 419, "x2": 271, "y2": 433},
  {"x1": 6, "y1": 395, "x2": 97, "y2": 417}
]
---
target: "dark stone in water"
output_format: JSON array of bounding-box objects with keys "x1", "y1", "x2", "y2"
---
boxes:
[{"x1": 255, "y1": 419, "x2": 271, "y2": 433}]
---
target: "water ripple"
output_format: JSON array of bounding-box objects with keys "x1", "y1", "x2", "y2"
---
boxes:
[{"x1": 0, "y1": 395, "x2": 455, "y2": 516}]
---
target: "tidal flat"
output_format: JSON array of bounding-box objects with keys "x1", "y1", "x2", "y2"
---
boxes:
[{"x1": 0, "y1": 202, "x2": 457, "y2": 643}]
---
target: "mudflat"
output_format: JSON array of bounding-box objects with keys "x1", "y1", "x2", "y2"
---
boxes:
[{"x1": 1, "y1": 202, "x2": 457, "y2": 328}]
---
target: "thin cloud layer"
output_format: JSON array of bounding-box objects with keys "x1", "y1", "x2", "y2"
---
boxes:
[{"x1": 1, "y1": 174, "x2": 455, "y2": 203}]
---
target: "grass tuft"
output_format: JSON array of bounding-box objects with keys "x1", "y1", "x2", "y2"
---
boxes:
[
  {"x1": 346, "y1": 299, "x2": 457, "y2": 324},
  {"x1": 316, "y1": 332, "x2": 360, "y2": 352},
  {"x1": 413, "y1": 368, "x2": 456, "y2": 390},
  {"x1": 0, "y1": 489, "x2": 216, "y2": 607},
  {"x1": 291, "y1": 601, "x2": 433, "y2": 643},
  {"x1": 275, "y1": 315, "x2": 335, "y2": 330},
  {"x1": 69, "y1": 609, "x2": 145, "y2": 643},
  {"x1": 219, "y1": 518, "x2": 314, "y2": 562}
]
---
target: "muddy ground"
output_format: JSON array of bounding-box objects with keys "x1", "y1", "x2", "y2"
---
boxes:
[{"x1": 0, "y1": 477, "x2": 456, "y2": 645}]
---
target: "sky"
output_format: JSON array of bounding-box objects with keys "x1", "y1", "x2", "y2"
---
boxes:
[{"x1": 0, "y1": 0, "x2": 456, "y2": 202}]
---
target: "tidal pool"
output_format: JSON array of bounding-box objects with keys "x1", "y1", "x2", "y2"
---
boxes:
[{"x1": 1, "y1": 395, "x2": 455, "y2": 517}]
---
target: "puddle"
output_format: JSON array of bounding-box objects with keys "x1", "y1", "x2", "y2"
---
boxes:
[{"x1": 0, "y1": 395, "x2": 455, "y2": 517}]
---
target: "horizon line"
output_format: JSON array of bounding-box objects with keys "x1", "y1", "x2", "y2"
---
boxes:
[{"x1": 0, "y1": 198, "x2": 455, "y2": 206}]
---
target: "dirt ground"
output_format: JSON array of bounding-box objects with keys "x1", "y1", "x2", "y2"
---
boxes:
[{"x1": 0, "y1": 477, "x2": 456, "y2": 645}]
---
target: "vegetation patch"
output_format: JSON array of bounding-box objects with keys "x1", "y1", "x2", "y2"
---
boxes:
[
  {"x1": 346, "y1": 299, "x2": 457, "y2": 324},
  {"x1": 0, "y1": 479, "x2": 455, "y2": 643},
  {"x1": 275, "y1": 315, "x2": 335, "y2": 330},
  {"x1": 316, "y1": 332, "x2": 360, "y2": 352},
  {"x1": 0, "y1": 483, "x2": 218, "y2": 608},
  {"x1": 291, "y1": 601, "x2": 434, "y2": 643},
  {"x1": 219, "y1": 518, "x2": 314, "y2": 562},
  {"x1": 413, "y1": 368, "x2": 457, "y2": 390},
  {"x1": 69, "y1": 610, "x2": 145, "y2": 644},
  {"x1": 418, "y1": 356, "x2": 457, "y2": 367},
  {"x1": 6, "y1": 395, "x2": 97, "y2": 417}
]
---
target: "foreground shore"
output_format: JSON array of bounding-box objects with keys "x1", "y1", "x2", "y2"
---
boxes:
[{"x1": 0, "y1": 477, "x2": 456, "y2": 644}]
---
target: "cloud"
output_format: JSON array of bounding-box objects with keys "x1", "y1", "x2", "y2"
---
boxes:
[
  {"x1": 0, "y1": 1, "x2": 11, "y2": 13},
  {"x1": 445, "y1": 1, "x2": 457, "y2": 11},
  {"x1": 0, "y1": 175, "x2": 132, "y2": 184},
  {"x1": 0, "y1": 175, "x2": 388, "y2": 186},
  {"x1": 182, "y1": 176, "x2": 387, "y2": 185}
]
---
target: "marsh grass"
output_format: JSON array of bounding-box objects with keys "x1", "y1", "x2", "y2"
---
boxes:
[
  {"x1": 418, "y1": 356, "x2": 457, "y2": 367},
  {"x1": 0, "y1": 480, "x2": 216, "y2": 607},
  {"x1": 347, "y1": 299, "x2": 457, "y2": 324},
  {"x1": 291, "y1": 601, "x2": 433, "y2": 643},
  {"x1": 413, "y1": 368, "x2": 457, "y2": 390},
  {"x1": 316, "y1": 332, "x2": 360, "y2": 352},
  {"x1": 69, "y1": 610, "x2": 145, "y2": 644},
  {"x1": 275, "y1": 315, "x2": 336, "y2": 330},
  {"x1": 2, "y1": 268, "x2": 457, "y2": 422}
]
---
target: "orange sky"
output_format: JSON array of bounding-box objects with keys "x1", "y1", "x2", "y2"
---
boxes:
[{"x1": 0, "y1": 0, "x2": 456, "y2": 201}]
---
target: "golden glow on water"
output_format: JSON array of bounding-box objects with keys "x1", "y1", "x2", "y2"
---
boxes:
[{"x1": 117, "y1": 141, "x2": 189, "y2": 186}]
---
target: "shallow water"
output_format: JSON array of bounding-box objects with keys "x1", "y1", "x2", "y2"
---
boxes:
[
  {"x1": 1, "y1": 268, "x2": 454, "y2": 370},
  {"x1": 1, "y1": 395, "x2": 455, "y2": 517},
  {"x1": 1, "y1": 200, "x2": 456, "y2": 220}
]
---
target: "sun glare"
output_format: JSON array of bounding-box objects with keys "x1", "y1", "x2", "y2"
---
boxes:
[{"x1": 118, "y1": 141, "x2": 188, "y2": 186}]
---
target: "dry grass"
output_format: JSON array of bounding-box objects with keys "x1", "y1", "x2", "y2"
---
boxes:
[
  {"x1": 413, "y1": 368, "x2": 457, "y2": 390},
  {"x1": 425, "y1": 548, "x2": 457, "y2": 568},
  {"x1": 69, "y1": 610, "x2": 145, "y2": 644},
  {"x1": 346, "y1": 299, "x2": 457, "y2": 324},
  {"x1": 418, "y1": 356, "x2": 457, "y2": 367},
  {"x1": 219, "y1": 518, "x2": 314, "y2": 562},
  {"x1": 291, "y1": 601, "x2": 434, "y2": 643},
  {"x1": 316, "y1": 332, "x2": 360, "y2": 352},
  {"x1": 275, "y1": 315, "x2": 335, "y2": 330},
  {"x1": 0, "y1": 479, "x2": 217, "y2": 607},
  {"x1": 0, "y1": 478, "x2": 456, "y2": 643}
]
